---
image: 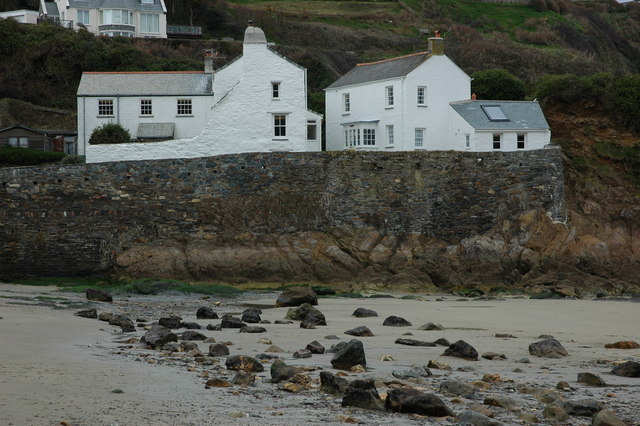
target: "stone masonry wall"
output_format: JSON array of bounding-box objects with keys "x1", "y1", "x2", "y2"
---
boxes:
[{"x1": 0, "y1": 148, "x2": 565, "y2": 277}]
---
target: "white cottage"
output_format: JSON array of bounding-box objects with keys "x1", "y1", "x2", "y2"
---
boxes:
[
  {"x1": 81, "y1": 25, "x2": 322, "y2": 163},
  {"x1": 325, "y1": 37, "x2": 550, "y2": 152}
]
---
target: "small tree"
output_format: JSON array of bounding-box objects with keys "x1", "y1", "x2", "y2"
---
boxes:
[
  {"x1": 89, "y1": 122, "x2": 131, "y2": 145},
  {"x1": 471, "y1": 69, "x2": 527, "y2": 101}
]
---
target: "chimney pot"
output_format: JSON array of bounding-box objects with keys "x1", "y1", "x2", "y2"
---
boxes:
[{"x1": 471, "y1": 93, "x2": 477, "y2": 100}]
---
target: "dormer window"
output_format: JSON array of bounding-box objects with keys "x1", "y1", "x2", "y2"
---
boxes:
[
  {"x1": 272, "y1": 82, "x2": 280, "y2": 99},
  {"x1": 482, "y1": 105, "x2": 509, "y2": 121}
]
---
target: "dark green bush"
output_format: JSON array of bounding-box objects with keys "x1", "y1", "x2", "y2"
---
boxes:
[
  {"x1": 471, "y1": 69, "x2": 526, "y2": 101},
  {"x1": 89, "y1": 122, "x2": 131, "y2": 145},
  {"x1": 535, "y1": 74, "x2": 596, "y2": 104},
  {"x1": 0, "y1": 145, "x2": 66, "y2": 166},
  {"x1": 60, "y1": 154, "x2": 85, "y2": 164}
]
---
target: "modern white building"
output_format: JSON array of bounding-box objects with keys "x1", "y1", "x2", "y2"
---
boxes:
[
  {"x1": 39, "y1": 0, "x2": 167, "y2": 38},
  {"x1": 0, "y1": 9, "x2": 39, "y2": 24},
  {"x1": 325, "y1": 37, "x2": 550, "y2": 152},
  {"x1": 81, "y1": 25, "x2": 322, "y2": 163}
]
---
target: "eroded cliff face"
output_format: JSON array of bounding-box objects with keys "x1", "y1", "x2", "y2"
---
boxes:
[{"x1": 115, "y1": 208, "x2": 640, "y2": 295}]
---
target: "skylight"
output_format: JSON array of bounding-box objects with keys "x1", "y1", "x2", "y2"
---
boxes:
[{"x1": 481, "y1": 105, "x2": 509, "y2": 121}]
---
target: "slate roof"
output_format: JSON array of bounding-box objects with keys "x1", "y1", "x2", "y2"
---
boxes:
[
  {"x1": 77, "y1": 72, "x2": 212, "y2": 96},
  {"x1": 67, "y1": 0, "x2": 164, "y2": 13},
  {"x1": 450, "y1": 100, "x2": 549, "y2": 131},
  {"x1": 136, "y1": 122, "x2": 174, "y2": 139},
  {"x1": 326, "y1": 52, "x2": 430, "y2": 89},
  {"x1": 44, "y1": 2, "x2": 59, "y2": 16}
]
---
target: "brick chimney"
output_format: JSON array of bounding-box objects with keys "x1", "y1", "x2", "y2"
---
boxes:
[{"x1": 428, "y1": 30, "x2": 445, "y2": 56}]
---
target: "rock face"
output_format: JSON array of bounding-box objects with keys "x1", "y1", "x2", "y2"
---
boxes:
[
  {"x1": 443, "y1": 340, "x2": 479, "y2": 360},
  {"x1": 385, "y1": 388, "x2": 455, "y2": 417},
  {"x1": 276, "y1": 286, "x2": 318, "y2": 307},
  {"x1": 85, "y1": 288, "x2": 112, "y2": 303},
  {"x1": 331, "y1": 339, "x2": 366, "y2": 370},
  {"x1": 143, "y1": 325, "x2": 178, "y2": 349},
  {"x1": 529, "y1": 338, "x2": 569, "y2": 358},
  {"x1": 611, "y1": 360, "x2": 640, "y2": 377}
]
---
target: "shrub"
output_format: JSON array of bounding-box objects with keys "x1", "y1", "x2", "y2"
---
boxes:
[
  {"x1": 471, "y1": 69, "x2": 526, "y2": 100},
  {"x1": 0, "y1": 146, "x2": 66, "y2": 166},
  {"x1": 89, "y1": 122, "x2": 131, "y2": 145},
  {"x1": 60, "y1": 155, "x2": 86, "y2": 164},
  {"x1": 534, "y1": 74, "x2": 595, "y2": 104}
]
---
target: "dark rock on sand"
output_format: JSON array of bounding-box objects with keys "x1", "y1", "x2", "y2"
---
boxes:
[
  {"x1": 418, "y1": 322, "x2": 444, "y2": 331},
  {"x1": 276, "y1": 286, "x2": 318, "y2": 307},
  {"x1": 274, "y1": 320, "x2": 293, "y2": 325},
  {"x1": 443, "y1": 340, "x2": 479, "y2": 360},
  {"x1": 342, "y1": 379, "x2": 384, "y2": 411},
  {"x1": 484, "y1": 396, "x2": 519, "y2": 411},
  {"x1": 482, "y1": 352, "x2": 507, "y2": 360},
  {"x1": 181, "y1": 322, "x2": 201, "y2": 329},
  {"x1": 181, "y1": 330, "x2": 206, "y2": 341},
  {"x1": 352, "y1": 308, "x2": 378, "y2": 318},
  {"x1": 577, "y1": 372, "x2": 606, "y2": 386},
  {"x1": 395, "y1": 338, "x2": 436, "y2": 347},
  {"x1": 286, "y1": 303, "x2": 326, "y2": 325},
  {"x1": 319, "y1": 371, "x2": 349, "y2": 395},
  {"x1": 241, "y1": 308, "x2": 262, "y2": 323},
  {"x1": 529, "y1": 338, "x2": 568, "y2": 358},
  {"x1": 208, "y1": 343, "x2": 230, "y2": 356},
  {"x1": 300, "y1": 320, "x2": 316, "y2": 329},
  {"x1": 220, "y1": 314, "x2": 246, "y2": 329},
  {"x1": 85, "y1": 288, "x2": 112, "y2": 303},
  {"x1": 306, "y1": 340, "x2": 325, "y2": 354},
  {"x1": 232, "y1": 371, "x2": 256, "y2": 386},
  {"x1": 293, "y1": 349, "x2": 312, "y2": 359},
  {"x1": 439, "y1": 380, "x2": 475, "y2": 397},
  {"x1": 331, "y1": 339, "x2": 366, "y2": 370},
  {"x1": 434, "y1": 337, "x2": 450, "y2": 346},
  {"x1": 239, "y1": 326, "x2": 267, "y2": 333},
  {"x1": 205, "y1": 377, "x2": 231, "y2": 388},
  {"x1": 98, "y1": 312, "x2": 113, "y2": 322},
  {"x1": 611, "y1": 360, "x2": 640, "y2": 377},
  {"x1": 109, "y1": 314, "x2": 135, "y2": 332},
  {"x1": 181, "y1": 341, "x2": 198, "y2": 351},
  {"x1": 327, "y1": 342, "x2": 347, "y2": 353},
  {"x1": 225, "y1": 355, "x2": 264, "y2": 372},
  {"x1": 543, "y1": 404, "x2": 569, "y2": 421},
  {"x1": 206, "y1": 324, "x2": 222, "y2": 331},
  {"x1": 385, "y1": 387, "x2": 455, "y2": 417},
  {"x1": 592, "y1": 410, "x2": 626, "y2": 426},
  {"x1": 270, "y1": 359, "x2": 303, "y2": 383},
  {"x1": 563, "y1": 398, "x2": 603, "y2": 416},
  {"x1": 605, "y1": 340, "x2": 640, "y2": 349},
  {"x1": 392, "y1": 367, "x2": 432, "y2": 379},
  {"x1": 382, "y1": 316, "x2": 412, "y2": 327},
  {"x1": 143, "y1": 325, "x2": 178, "y2": 349},
  {"x1": 345, "y1": 326, "x2": 374, "y2": 337},
  {"x1": 74, "y1": 308, "x2": 97, "y2": 319},
  {"x1": 158, "y1": 316, "x2": 183, "y2": 329},
  {"x1": 196, "y1": 307, "x2": 218, "y2": 319}
]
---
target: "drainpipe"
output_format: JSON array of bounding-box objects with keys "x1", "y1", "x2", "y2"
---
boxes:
[{"x1": 82, "y1": 96, "x2": 86, "y2": 156}]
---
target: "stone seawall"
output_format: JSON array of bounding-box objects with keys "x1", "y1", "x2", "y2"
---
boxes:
[{"x1": 0, "y1": 149, "x2": 565, "y2": 278}]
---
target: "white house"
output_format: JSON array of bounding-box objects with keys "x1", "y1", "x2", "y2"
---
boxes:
[
  {"x1": 82, "y1": 25, "x2": 322, "y2": 163},
  {"x1": 325, "y1": 36, "x2": 550, "y2": 152},
  {"x1": 0, "y1": 9, "x2": 39, "y2": 24},
  {"x1": 39, "y1": 0, "x2": 167, "y2": 38}
]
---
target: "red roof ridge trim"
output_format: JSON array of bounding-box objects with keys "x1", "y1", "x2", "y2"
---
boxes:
[{"x1": 356, "y1": 51, "x2": 429, "y2": 67}]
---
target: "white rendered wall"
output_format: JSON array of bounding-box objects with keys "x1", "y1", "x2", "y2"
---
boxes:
[{"x1": 0, "y1": 10, "x2": 39, "y2": 24}]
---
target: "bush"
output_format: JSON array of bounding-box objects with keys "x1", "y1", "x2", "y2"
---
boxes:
[
  {"x1": 89, "y1": 122, "x2": 131, "y2": 145},
  {"x1": 0, "y1": 145, "x2": 66, "y2": 166},
  {"x1": 60, "y1": 154, "x2": 85, "y2": 164},
  {"x1": 471, "y1": 69, "x2": 526, "y2": 100}
]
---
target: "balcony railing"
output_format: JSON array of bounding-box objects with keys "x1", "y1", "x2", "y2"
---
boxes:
[
  {"x1": 99, "y1": 24, "x2": 135, "y2": 33},
  {"x1": 38, "y1": 16, "x2": 74, "y2": 29},
  {"x1": 166, "y1": 25, "x2": 202, "y2": 38}
]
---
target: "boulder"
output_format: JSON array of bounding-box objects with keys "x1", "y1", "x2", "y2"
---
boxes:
[
  {"x1": 74, "y1": 308, "x2": 97, "y2": 319},
  {"x1": 276, "y1": 286, "x2": 318, "y2": 307},
  {"x1": 455, "y1": 409, "x2": 502, "y2": 426},
  {"x1": 181, "y1": 342, "x2": 198, "y2": 352},
  {"x1": 286, "y1": 303, "x2": 326, "y2": 325},
  {"x1": 306, "y1": 340, "x2": 325, "y2": 354},
  {"x1": 482, "y1": 352, "x2": 507, "y2": 360},
  {"x1": 443, "y1": 340, "x2": 479, "y2": 360},
  {"x1": 270, "y1": 359, "x2": 303, "y2": 383},
  {"x1": 232, "y1": 371, "x2": 256, "y2": 386},
  {"x1": 158, "y1": 316, "x2": 183, "y2": 329},
  {"x1": 319, "y1": 371, "x2": 349, "y2": 395},
  {"x1": 392, "y1": 367, "x2": 432, "y2": 379},
  {"x1": 98, "y1": 312, "x2": 113, "y2": 322},
  {"x1": 341, "y1": 379, "x2": 384, "y2": 411},
  {"x1": 345, "y1": 326, "x2": 374, "y2": 337},
  {"x1": 196, "y1": 306, "x2": 218, "y2": 319},
  {"x1": 331, "y1": 339, "x2": 366, "y2": 370},
  {"x1": 181, "y1": 322, "x2": 201, "y2": 329},
  {"x1": 604, "y1": 340, "x2": 640, "y2": 349},
  {"x1": 382, "y1": 315, "x2": 412, "y2": 327},
  {"x1": 434, "y1": 337, "x2": 451, "y2": 346},
  {"x1": 109, "y1": 314, "x2": 135, "y2": 332},
  {"x1": 220, "y1": 314, "x2": 245, "y2": 329},
  {"x1": 143, "y1": 325, "x2": 177, "y2": 349},
  {"x1": 484, "y1": 396, "x2": 519, "y2": 411},
  {"x1": 352, "y1": 307, "x2": 378, "y2": 318},
  {"x1": 395, "y1": 338, "x2": 436, "y2": 347},
  {"x1": 385, "y1": 387, "x2": 455, "y2": 417},
  {"x1": 542, "y1": 404, "x2": 568, "y2": 421},
  {"x1": 239, "y1": 326, "x2": 267, "y2": 333},
  {"x1": 225, "y1": 355, "x2": 264, "y2": 372},
  {"x1": 577, "y1": 372, "x2": 606, "y2": 387},
  {"x1": 418, "y1": 322, "x2": 444, "y2": 331},
  {"x1": 293, "y1": 349, "x2": 312, "y2": 359},
  {"x1": 592, "y1": 410, "x2": 626, "y2": 426},
  {"x1": 327, "y1": 341, "x2": 348, "y2": 353},
  {"x1": 241, "y1": 308, "x2": 262, "y2": 323},
  {"x1": 181, "y1": 330, "x2": 206, "y2": 341},
  {"x1": 563, "y1": 398, "x2": 603, "y2": 417},
  {"x1": 208, "y1": 343, "x2": 229, "y2": 356},
  {"x1": 611, "y1": 360, "x2": 640, "y2": 377},
  {"x1": 529, "y1": 338, "x2": 568, "y2": 358},
  {"x1": 206, "y1": 324, "x2": 221, "y2": 331},
  {"x1": 85, "y1": 288, "x2": 112, "y2": 303}
]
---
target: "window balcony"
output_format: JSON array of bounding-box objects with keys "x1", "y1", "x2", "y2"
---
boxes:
[{"x1": 99, "y1": 24, "x2": 135, "y2": 33}]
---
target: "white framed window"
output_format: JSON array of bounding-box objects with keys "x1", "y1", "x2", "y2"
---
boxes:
[
  {"x1": 465, "y1": 134, "x2": 470, "y2": 149},
  {"x1": 363, "y1": 128, "x2": 375, "y2": 146},
  {"x1": 141, "y1": 0, "x2": 154, "y2": 4},
  {"x1": 8, "y1": 137, "x2": 29, "y2": 148},
  {"x1": 345, "y1": 128, "x2": 360, "y2": 147},
  {"x1": 493, "y1": 133, "x2": 502, "y2": 150},
  {"x1": 272, "y1": 82, "x2": 280, "y2": 99},
  {"x1": 417, "y1": 86, "x2": 426, "y2": 105},
  {"x1": 273, "y1": 114, "x2": 287, "y2": 138},
  {"x1": 386, "y1": 125, "x2": 394, "y2": 145},
  {"x1": 77, "y1": 10, "x2": 89, "y2": 25},
  {"x1": 386, "y1": 85, "x2": 394, "y2": 107},
  {"x1": 307, "y1": 120, "x2": 317, "y2": 140},
  {"x1": 517, "y1": 133, "x2": 526, "y2": 150},
  {"x1": 342, "y1": 93, "x2": 350, "y2": 113},
  {"x1": 140, "y1": 99, "x2": 152, "y2": 116},
  {"x1": 98, "y1": 99, "x2": 113, "y2": 116},
  {"x1": 177, "y1": 99, "x2": 192, "y2": 116},
  {"x1": 415, "y1": 128, "x2": 424, "y2": 147},
  {"x1": 140, "y1": 13, "x2": 159, "y2": 33},
  {"x1": 100, "y1": 9, "x2": 133, "y2": 25}
]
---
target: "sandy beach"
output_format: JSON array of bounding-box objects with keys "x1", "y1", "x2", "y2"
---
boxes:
[{"x1": 0, "y1": 283, "x2": 638, "y2": 425}]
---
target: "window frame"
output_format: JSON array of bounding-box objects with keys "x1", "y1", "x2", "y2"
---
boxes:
[
  {"x1": 77, "y1": 9, "x2": 89, "y2": 25},
  {"x1": 362, "y1": 128, "x2": 376, "y2": 146},
  {"x1": 140, "y1": 99, "x2": 152, "y2": 116},
  {"x1": 465, "y1": 134, "x2": 470, "y2": 150},
  {"x1": 517, "y1": 133, "x2": 526, "y2": 150},
  {"x1": 272, "y1": 82, "x2": 281, "y2": 99},
  {"x1": 385, "y1": 85, "x2": 394, "y2": 108},
  {"x1": 140, "y1": 13, "x2": 160, "y2": 33},
  {"x1": 342, "y1": 93, "x2": 350, "y2": 114},
  {"x1": 415, "y1": 128, "x2": 425, "y2": 148},
  {"x1": 493, "y1": 133, "x2": 502, "y2": 150},
  {"x1": 273, "y1": 114, "x2": 287, "y2": 138},
  {"x1": 100, "y1": 9, "x2": 133, "y2": 25},
  {"x1": 386, "y1": 124, "x2": 394, "y2": 146},
  {"x1": 417, "y1": 86, "x2": 426, "y2": 106},
  {"x1": 306, "y1": 120, "x2": 317, "y2": 141},
  {"x1": 176, "y1": 99, "x2": 192, "y2": 116},
  {"x1": 98, "y1": 99, "x2": 114, "y2": 117}
]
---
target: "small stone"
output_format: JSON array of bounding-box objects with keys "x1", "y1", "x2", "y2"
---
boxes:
[
  {"x1": 98, "y1": 312, "x2": 113, "y2": 322},
  {"x1": 282, "y1": 382, "x2": 302, "y2": 393},
  {"x1": 206, "y1": 324, "x2": 221, "y2": 331},
  {"x1": 208, "y1": 343, "x2": 230, "y2": 356},
  {"x1": 181, "y1": 322, "x2": 202, "y2": 329},
  {"x1": 196, "y1": 307, "x2": 218, "y2": 319},
  {"x1": 417, "y1": 322, "x2": 444, "y2": 331},
  {"x1": 241, "y1": 307, "x2": 262, "y2": 323},
  {"x1": 482, "y1": 352, "x2": 506, "y2": 360},
  {"x1": 439, "y1": 380, "x2": 475, "y2": 397},
  {"x1": 320, "y1": 371, "x2": 349, "y2": 395},
  {"x1": 181, "y1": 330, "x2": 206, "y2": 341},
  {"x1": 518, "y1": 413, "x2": 538, "y2": 424},
  {"x1": 306, "y1": 340, "x2": 325, "y2": 354},
  {"x1": 395, "y1": 338, "x2": 435, "y2": 347},
  {"x1": 543, "y1": 403, "x2": 568, "y2": 421},
  {"x1": 556, "y1": 381, "x2": 571, "y2": 391},
  {"x1": 484, "y1": 395, "x2": 519, "y2": 411},
  {"x1": 495, "y1": 333, "x2": 516, "y2": 338},
  {"x1": 382, "y1": 316, "x2": 412, "y2": 327},
  {"x1": 481, "y1": 374, "x2": 501, "y2": 383},
  {"x1": 352, "y1": 307, "x2": 378, "y2": 318},
  {"x1": 392, "y1": 367, "x2": 432, "y2": 379},
  {"x1": 427, "y1": 359, "x2": 452, "y2": 370},
  {"x1": 300, "y1": 321, "x2": 316, "y2": 329},
  {"x1": 604, "y1": 340, "x2": 640, "y2": 349},
  {"x1": 205, "y1": 377, "x2": 231, "y2": 388},
  {"x1": 74, "y1": 308, "x2": 98, "y2": 319},
  {"x1": 577, "y1": 372, "x2": 606, "y2": 387},
  {"x1": 324, "y1": 334, "x2": 339, "y2": 339},
  {"x1": 293, "y1": 349, "x2": 312, "y2": 359},
  {"x1": 385, "y1": 387, "x2": 454, "y2": 416},
  {"x1": 344, "y1": 326, "x2": 374, "y2": 337},
  {"x1": 229, "y1": 412, "x2": 245, "y2": 419},
  {"x1": 287, "y1": 303, "x2": 326, "y2": 325},
  {"x1": 239, "y1": 326, "x2": 267, "y2": 333},
  {"x1": 203, "y1": 337, "x2": 216, "y2": 343},
  {"x1": 515, "y1": 357, "x2": 530, "y2": 363},
  {"x1": 265, "y1": 345, "x2": 285, "y2": 353},
  {"x1": 232, "y1": 371, "x2": 255, "y2": 386},
  {"x1": 455, "y1": 409, "x2": 500, "y2": 426}
]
